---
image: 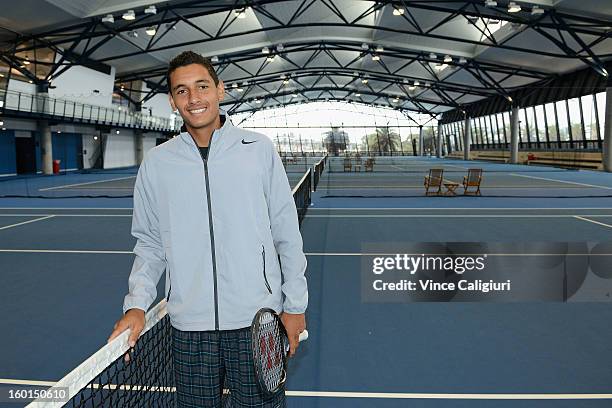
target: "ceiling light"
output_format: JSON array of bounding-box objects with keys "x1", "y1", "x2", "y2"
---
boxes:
[
  {"x1": 488, "y1": 19, "x2": 500, "y2": 24},
  {"x1": 459, "y1": 57, "x2": 467, "y2": 64},
  {"x1": 355, "y1": 93, "x2": 361, "y2": 97},
  {"x1": 266, "y1": 55, "x2": 275, "y2": 62},
  {"x1": 128, "y1": 30, "x2": 138, "y2": 38},
  {"x1": 508, "y1": 2, "x2": 521, "y2": 12},
  {"x1": 241, "y1": 82, "x2": 248, "y2": 87},
  {"x1": 280, "y1": 74, "x2": 286, "y2": 79},
  {"x1": 276, "y1": 44, "x2": 284, "y2": 52},
  {"x1": 261, "y1": 47, "x2": 270, "y2": 54},
  {"x1": 393, "y1": 8, "x2": 405, "y2": 16},
  {"x1": 0, "y1": 101, "x2": 3, "y2": 107},
  {"x1": 361, "y1": 43, "x2": 369, "y2": 50},
  {"x1": 414, "y1": 81, "x2": 420, "y2": 86},
  {"x1": 211, "y1": 55, "x2": 219, "y2": 63},
  {"x1": 237, "y1": 88, "x2": 243, "y2": 92},
  {"x1": 485, "y1": 0, "x2": 497, "y2": 6},
  {"x1": 144, "y1": 5, "x2": 157, "y2": 14},
  {"x1": 116, "y1": 130, "x2": 120, "y2": 134},
  {"x1": 375, "y1": 45, "x2": 384, "y2": 52},
  {"x1": 232, "y1": 83, "x2": 238, "y2": 88},
  {"x1": 435, "y1": 63, "x2": 448, "y2": 71},
  {"x1": 23, "y1": 60, "x2": 30, "y2": 65},
  {"x1": 0, "y1": 73, "x2": 4, "y2": 77},
  {"x1": 145, "y1": 26, "x2": 156, "y2": 36},
  {"x1": 429, "y1": 53, "x2": 437, "y2": 59},
  {"x1": 444, "y1": 55, "x2": 452, "y2": 63},
  {"x1": 102, "y1": 14, "x2": 114, "y2": 23},
  {"x1": 283, "y1": 79, "x2": 289, "y2": 85},
  {"x1": 371, "y1": 54, "x2": 380, "y2": 61},
  {"x1": 361, "y1": 79, "x2": 368, "y2": 84},
  {"x1": 57, "y1": 130, "x2": 61, "y2": 134},
  {"x1": 531, "y1": 6, "x2": 544, "y2": 14},
  {"x1": 234, "y1": 8, "x2": 247, "y2": 18},
  {"x1": 2, "y1": 128, "x2": 6, "y2": 131},
  {"x1": 122, "y1": 10, "x2": 136, "y2": 20},
  {"x1": 28, "y1": 80, "x2": 33, "y2": 83},
  {"x1": 94, "y1": 135, "x2": 98, "y2": 140},
  {"x1": 466, "y1": 15, "x2": 479, "y2": 23},
  {"x1": 392, "y1": 98, "x2": 399, "y2": 103},
  {"x1": 255, "y1": 99, "x2": 262, "y2": 104},
  {"x1": 409, "y1": 85, "x2": 416, "y2": 91},
  {"x1": 292, "y1": 93, "x2": 298, "y2": 97},
  {"x1": 0, "y1": 120, "x2": 3, "y2": 126}
]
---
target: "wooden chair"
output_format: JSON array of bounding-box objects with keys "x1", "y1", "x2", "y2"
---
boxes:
[
  {"x1": 463, "y1": 168, "x2": 483, "y2": 195},
  {"x1": 365, "y1": 158, "x2": 374, "y2": 172},
  {"x1": 343, "y1": 157, "x2": 352, "y2": 172},
  {"x1": 424, "y1": 168, "x2": 444, "y2": 196}
]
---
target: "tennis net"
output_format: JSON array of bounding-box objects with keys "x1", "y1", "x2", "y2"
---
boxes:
[
  {"x1": 313, "y1": 155, "x2": 327, "y2": 191},
  {"x1": 27, "y1": 301, "x2": 175, "y2": 408},
  {"x1": 293, "y1": 168, "x2": 312, "y2": 226}
]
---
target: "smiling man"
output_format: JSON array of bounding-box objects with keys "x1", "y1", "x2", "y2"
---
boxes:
[{"x1": 108, "y1": 51, "x2": 308, "y2": 407}]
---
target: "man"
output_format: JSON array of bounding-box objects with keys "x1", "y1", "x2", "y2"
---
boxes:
[{"x1": 108, "y1": 51, "x2": 308, "y2": 407}]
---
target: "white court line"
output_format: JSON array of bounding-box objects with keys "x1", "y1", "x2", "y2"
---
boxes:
[
  {"x1": 574, "y1": 216, "x2": 612, "y2": 229},
  {"x1": 1, "y1": 207, "x2": 611, "y2": 211},
  {"x1": 38, "y1": 176, "x2": 136, "y2": 191},
  {"x1": 0, "y1": 249, "x2": 132, "y2": 254},
  {"x1": 0, "y1": 214, "x2": 132, "y2": 217},
  {"x1": 0, "y1": 207, "x2": 132, "y2": 210},
  {"x1": 0, "y1": 250, "x2": 608, "y2": 257},
  {"x1": 510, "y1": 173, "x2": 612, "y2": 190},
  {"x1": 0, "y1": 379, "x2": 609, "y2": 400},
  {"x1": 0, "y1": 215, "x2": 55, "y2": 231},
  {"x1": 304, "y1": 214, "x2": 612, "y2": 218},
  {"x1": 308, "y1": 207, "x2": 612, "y2": 210}
]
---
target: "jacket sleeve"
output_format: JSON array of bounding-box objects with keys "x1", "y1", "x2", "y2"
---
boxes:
[
  {"x1": 266, "y1": 144, "x2": 308, "y2": 314},
  {"x1": 123, "y1": 156, "x2": 166, "y2": 314}
]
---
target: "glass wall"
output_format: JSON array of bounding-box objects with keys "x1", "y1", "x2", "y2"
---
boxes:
[{"x1": 442, "y1": 91, "x2": 606, "y2": 151}]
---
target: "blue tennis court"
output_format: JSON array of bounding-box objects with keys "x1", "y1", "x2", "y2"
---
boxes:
[{"x1": 1, "y1": 157, "x2": 612, "y2": 407}]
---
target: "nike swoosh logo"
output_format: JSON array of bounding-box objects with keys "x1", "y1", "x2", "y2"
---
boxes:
[{"x1": 241, "y1": 139, "x2": 257, "y2": 144}]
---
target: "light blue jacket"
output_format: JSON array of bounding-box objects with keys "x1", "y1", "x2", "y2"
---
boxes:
[{"x1": 123, "y1": 116, "x2": 308, "y2": 331}]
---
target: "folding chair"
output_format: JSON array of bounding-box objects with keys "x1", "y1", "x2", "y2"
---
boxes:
[
  {"x1": 343, "y1": 157, "x2": 352, "y2": 172},
  {"x1": 463, "y1": 168, "x2": 483, "y2": 195},
  {"x1": 424, "y1": 168, "x2": 444, "y2": 196},
  {"x1": 365, "y1": 158, "x2": 374, "y2": 172}
]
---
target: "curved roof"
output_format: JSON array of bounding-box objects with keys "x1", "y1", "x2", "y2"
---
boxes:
[{"x1": 1, "y1": 0, "x2": 611, "y2": 115}]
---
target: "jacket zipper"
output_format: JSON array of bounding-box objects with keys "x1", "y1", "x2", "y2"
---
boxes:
[
  {"x1": 196, "y1": 139, "x2": 220, "y2": 330},
  {"x1": 165, "y1": 253, "x2": 172, "y2": 302},
  {"x1": 262, "y1": 245, "x2": 272, "y2": 294}
]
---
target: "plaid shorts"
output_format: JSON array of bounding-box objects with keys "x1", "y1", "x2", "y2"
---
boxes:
[{"x1": 172, "y1": 326, "x2": 286, "y2": 408}]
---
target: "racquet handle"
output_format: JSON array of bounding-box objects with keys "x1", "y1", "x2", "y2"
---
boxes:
[{"x1": 298, "y1": 330, "x2": 308, "y2": 342}]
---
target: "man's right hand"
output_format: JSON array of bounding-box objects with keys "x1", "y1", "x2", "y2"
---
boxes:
[{"x1": 108, "y1": 309, "x2": 145, "y2": 349}]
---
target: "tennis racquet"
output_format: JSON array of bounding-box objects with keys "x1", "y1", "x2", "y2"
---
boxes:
[{"x1": 251, "y1": 308, "x2": 308, "y2": 396}]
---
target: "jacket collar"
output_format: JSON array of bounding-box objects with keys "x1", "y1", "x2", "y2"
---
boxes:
[{"x1": 179, "y1": 110, "x2": 234, "y2": 158}]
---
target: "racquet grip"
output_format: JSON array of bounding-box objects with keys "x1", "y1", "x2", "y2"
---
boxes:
[{"x1": 298, "y1": 330, "x2": 308, "y2": 342}]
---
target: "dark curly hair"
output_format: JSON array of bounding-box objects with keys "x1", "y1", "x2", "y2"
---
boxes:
[{"x1": 167, "y1": 51, "x2": 219, "y2": 91}]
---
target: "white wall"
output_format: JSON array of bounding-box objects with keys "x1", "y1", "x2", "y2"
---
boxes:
[
  {"x1": 49, "y1": 55, "x2": 115, "y2": 107},
  {"x1": 141, "y1": 82, "x2": 174, "y2": 119},
  {"x1": 8, "y1": 79, "x2": 36, "y2": 94},
  {"x1": 104, "y1": 129, "x2": 136, "y2": 169}
]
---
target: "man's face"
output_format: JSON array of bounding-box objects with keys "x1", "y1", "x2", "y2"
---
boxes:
[{"x1": 168, "y1": 63, "x2": 225, "y2": 130}]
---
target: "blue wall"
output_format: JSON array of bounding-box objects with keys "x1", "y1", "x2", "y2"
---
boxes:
[
  {"x1": 52, "y1": 133, "x2": 82, "y2": 171},
  {"x1": 0, "y1": 130, "x2": 16, "y2": 176}
]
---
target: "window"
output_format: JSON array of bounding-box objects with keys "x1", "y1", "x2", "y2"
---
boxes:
[
  {"x1": 545, "y1": 103, "x2": 558, "y2": 143},
  {"x1": 567, "y1": 97, "x2": 583, "y2": 143},
  {"x1": 581, "y1": 95, "x2": 597, "y2": 141},
  {"x1": 534, "y1": 105, "x2": 546, "y2": 144},
  {"x1": 518, "y1": 108, "x2": 527, "y2": 143},
  {"x1": 525, "y1": 106, "x2": 537, "y2": 143},
  {"x1": 556, "y1": 100, "x2": 570, "y2": 142},
  {"x1": 595, "y1": 92, "x2": 606, "y2": 142}
]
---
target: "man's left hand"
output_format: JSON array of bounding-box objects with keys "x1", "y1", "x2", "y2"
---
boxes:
[{"x1": 280, "y1": 312, "x2": 306, "y2": 357}]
